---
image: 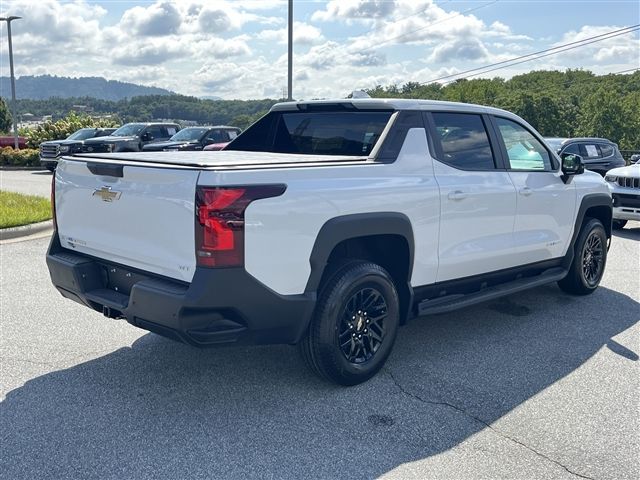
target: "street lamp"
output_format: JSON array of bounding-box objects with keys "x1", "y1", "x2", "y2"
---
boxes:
[
  {"x1": 287, "y1": 0, "x2": 293, "y2": 101},
  {"x1": 0, "y1": 15, "x2": 21, "y2": 149}
]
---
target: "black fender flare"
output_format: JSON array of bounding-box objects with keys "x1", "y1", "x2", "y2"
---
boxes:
[
  {"x1": 305, "y1": 212, "x2": 415, "y2": 322},
  {"x1": 563, "y1": 193, "x2": 612, "y2": 269}
]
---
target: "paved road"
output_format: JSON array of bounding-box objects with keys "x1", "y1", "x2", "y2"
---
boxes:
[
  {"x1": 0, "y1": 169, "x2": 52, "y2": 198},
  {"x1": 1, "y1": 229, "x2": 639, "y2": 479}
]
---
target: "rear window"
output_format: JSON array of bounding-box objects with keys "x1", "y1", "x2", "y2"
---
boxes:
[{"x1": 227, "y1": 111, "x2": 392, "y2": 156}]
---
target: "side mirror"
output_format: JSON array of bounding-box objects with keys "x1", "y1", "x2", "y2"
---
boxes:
[
  {"x1": 141, "y1": 132, "x2": 151, "y2": 142},
  {"x1": 560, "y1": 153, "x2": 584, "y2": 182}
]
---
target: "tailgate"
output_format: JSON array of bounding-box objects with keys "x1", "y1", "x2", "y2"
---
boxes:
[{"x1": 55, "y1": 159, "x2": 199, "y2": 282}]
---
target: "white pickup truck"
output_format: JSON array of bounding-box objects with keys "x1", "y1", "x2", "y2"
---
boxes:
[{"x1": 47, "y1": 99, "x2": 612, "y2": 385}]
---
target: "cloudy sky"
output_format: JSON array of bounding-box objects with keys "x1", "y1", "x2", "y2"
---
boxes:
[{"x1": 0, "y1": 0, "x2": 638, "y2": 99}]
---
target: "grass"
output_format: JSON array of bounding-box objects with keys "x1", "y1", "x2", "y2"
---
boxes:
[{"x1": 0, "y1": 190, "x2": 52, "y2": 229}]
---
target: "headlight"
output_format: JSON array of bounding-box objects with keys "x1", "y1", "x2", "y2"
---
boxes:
[
  {"x1": 604, "y1": 175, "x2": 617, "y2": 182},
  {"x1": 59, "y1": 145, "x2": 70, "y2": 153}
]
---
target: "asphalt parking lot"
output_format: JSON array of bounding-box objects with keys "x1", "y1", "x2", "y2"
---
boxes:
[{"x1": 1, "y1": 170, "x2": 639, "y2": 479}]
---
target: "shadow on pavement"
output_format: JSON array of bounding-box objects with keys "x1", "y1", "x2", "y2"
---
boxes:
[
  {"x1": 612, "y1": 224, "x2": 640, "y2": 240},
  {"x1": 1, "y1": 285, "x2": 638, "y2": 479}
]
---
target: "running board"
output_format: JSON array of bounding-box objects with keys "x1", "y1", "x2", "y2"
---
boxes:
[{"x1": 417, "y1": 267, "x2": 567, "y2": 316}]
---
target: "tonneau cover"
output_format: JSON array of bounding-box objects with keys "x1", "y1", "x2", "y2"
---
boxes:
[{"x1": 69, "y1": 150, "x2": 368, "y2": 169}]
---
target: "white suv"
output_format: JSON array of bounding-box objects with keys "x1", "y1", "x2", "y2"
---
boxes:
[{"x1": 605, "y1": 157, "x2": 640, "y2": 229}]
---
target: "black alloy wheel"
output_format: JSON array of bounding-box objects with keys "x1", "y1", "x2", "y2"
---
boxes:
[
  {"x1": 338, "y1": 287, "x2": 388, "y2": 364},
  {"x1": 582, "y1": 230, "x2": 605, "y2": 287},
  {"x1": 558, "y1": 218, "x2": 607, "y2": 295},
  {"x1": 299, "y1": 261, "x2": 400, "y2": 385}
]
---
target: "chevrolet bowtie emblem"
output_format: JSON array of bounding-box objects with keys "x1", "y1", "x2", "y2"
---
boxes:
[{"x1": 93, "y1": 186, "x2": 122, "y2": 202}]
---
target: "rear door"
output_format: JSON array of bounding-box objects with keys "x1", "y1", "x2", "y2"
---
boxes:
[
  {"x1": 491, "y1": 116, "x2": 576, "y2": 264},
  {"x1": 426, "y1": 112, "x2": 518, "y2": 282},
  {"x1": 55, "y1": 159, "x2": 200, "y2": 282}
]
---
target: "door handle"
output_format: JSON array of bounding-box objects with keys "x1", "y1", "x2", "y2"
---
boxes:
[
  {"x1": 448, "y1": 190, "x2": 468, "y2": 201},
  {"x1": 519, "y1": 187, "x2": 533, "y2": 196}
]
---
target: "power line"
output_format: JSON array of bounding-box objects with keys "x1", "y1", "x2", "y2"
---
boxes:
[
  {"x1": 424, "y1": 24, "x2": 640, "y2": 84},
  {"x1": 297, "y1": 0, "x2": 500, "y2": 78},
  {"x1": 440, "y1": 26, "x2": 640, "y2": 84},
  {"x1": 356, "y1": 0, "x2": 499, "y2": 54}
]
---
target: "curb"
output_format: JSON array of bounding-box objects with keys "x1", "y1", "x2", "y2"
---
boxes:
[{"x1": 0, "y1": 220, "x2": 54, "y2": 240}]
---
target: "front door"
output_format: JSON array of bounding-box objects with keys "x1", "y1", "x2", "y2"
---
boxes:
[
  {"x1": 492, "y1": 116, "x2": 576, "y2": 264},
  {"x1": 428, "y1": 112, "x2": 518, "y2": 282}
]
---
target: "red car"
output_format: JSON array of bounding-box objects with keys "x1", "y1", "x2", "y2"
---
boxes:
[
  {"x1": 0, "y1": 136, "x2": 27, "y2": 149},
  {"x1": 203, "y1": 142, "x2": 230, "y2": 151}
]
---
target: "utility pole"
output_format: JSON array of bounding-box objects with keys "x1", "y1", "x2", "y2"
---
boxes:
[
  {"x1": 287, "y1": 0, "x2": 293, "y2": 101},
  {"x1": 0, "y1": 16, "x2": 21, "y2": 149}
]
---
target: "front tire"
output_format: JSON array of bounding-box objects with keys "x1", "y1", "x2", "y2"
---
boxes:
[
  {"x1": 612, "y1": 219, "x2": 627, "y2": 230},
  {"x1": 558, "y1": 218, "x2": 607, "y2": 295},
  {"x1": 300, "y1": 261, "x2": 400, "y2": 386}
]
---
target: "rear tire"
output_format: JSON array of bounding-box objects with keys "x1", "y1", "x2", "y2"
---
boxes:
[
  {"x1": 558, "y1": 218, "x2": 607, "y2": 295},
  {"x1": 299, "y1": 261, "x2": 400, "y2": 386},
  {"x1": 612, "y1": 219, "x2": 627, "y2": 230}
]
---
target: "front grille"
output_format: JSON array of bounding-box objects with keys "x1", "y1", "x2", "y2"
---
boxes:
[
  {"x1": 40, "y1": 144, "x2": 59, "y2": 158},
  {"x1": 613, "y1": 193, "x2": 640, "y2": 208},
  {"x1": 617, "y1": 176, "x2": 640, "y2": 189}
]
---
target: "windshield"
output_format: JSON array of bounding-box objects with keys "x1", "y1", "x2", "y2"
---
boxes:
[
  {"x1": 227, "y1": 110, "x2": 393, "y2": 156},
  {"x1": 67, "y1": 128, "x2": 97, "y2": 141},
  {"x1": 544, "y1": 138, "x2": 566, "y2": 152},
  {"x1": 170, "y1": 127, "x2": 207, "y2": 142},
  {"x1": 111, "y1": 123, "x2": 145, "y2": 137}
]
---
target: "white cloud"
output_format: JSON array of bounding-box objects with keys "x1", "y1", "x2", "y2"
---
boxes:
[
  {"x1": 312, "y1": 0, "x2": 398, "y2": 23},
  {"x1": 256, "y1": 22, "x2": 324, "y2": 45},
  {"x1": 120, "y1": 2, "x2": 181, "y2": 37}
]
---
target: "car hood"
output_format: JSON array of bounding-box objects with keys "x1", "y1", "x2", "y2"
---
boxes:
[
  {"x1": 607, "y1": 164, "x2": 640, "y2": 178},
  {"x1": 84, "y1": 136, "x2": 136, "y2": 144},
  {"x1": 40, "y1": 140, "x2": 67, "y2": 146}
]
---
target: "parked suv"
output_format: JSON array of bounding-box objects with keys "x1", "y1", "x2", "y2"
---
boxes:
[
  {"x1": 39, "y1": 128, "x2": 117, "y2": 171},
  {"x1": 544, "y1": 137, "x2": 625, "y2": 176},
  {"x1": 82, "y1": 123, "x2": 180, "y2": 154},
  {"x1": 605, "y1": 156, "x2": 640, "y2": 229},
  {"x1": 142, "y1": 126, "x2": 241, "y2": 152}
]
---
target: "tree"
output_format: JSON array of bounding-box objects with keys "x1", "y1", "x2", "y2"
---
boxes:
[{"x1": 0, "y1": 97, "x2": 12, "y2": 133}]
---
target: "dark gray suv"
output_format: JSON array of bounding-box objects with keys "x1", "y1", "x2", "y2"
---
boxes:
[
  {"x1": 82, "y1": 123, "x2": 180, "y2": 154},
  {"x1": 544, "y1": 137, "x2": 626, "y2": 176}
]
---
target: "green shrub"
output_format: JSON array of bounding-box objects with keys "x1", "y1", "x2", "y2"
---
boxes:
[
  {"x1": 23, "y1": 111, "x2": 119, "y2": 148},
  {"x1": 0, "y1": 146, "x2": 40, "y2": 166}
]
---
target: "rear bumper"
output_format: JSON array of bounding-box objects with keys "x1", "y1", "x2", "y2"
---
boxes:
[{"x1": 46, "y1": 235, "x2": 316, "y2": 347}]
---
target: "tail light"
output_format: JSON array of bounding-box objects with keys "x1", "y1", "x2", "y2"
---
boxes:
[
  {"x1": 195, "y1": 185, "x2": 286, "y2": 268},
  {"x1": 50, "y1": 173, "x2": 57, "y2": 229}
]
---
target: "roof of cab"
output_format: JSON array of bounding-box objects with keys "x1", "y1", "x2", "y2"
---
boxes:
[{"x1": 270, "y1": 98, "x2": 518, "y2": 118}]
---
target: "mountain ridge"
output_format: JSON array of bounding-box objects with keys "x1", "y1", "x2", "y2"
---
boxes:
[{"x1": 0, "y1": 75, "x2": 175, "y2": 101}]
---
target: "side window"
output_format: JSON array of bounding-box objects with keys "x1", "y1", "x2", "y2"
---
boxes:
[
  {"x1": 431, "y1": 113, "x2": 495, "y2": 170},
  {"x1": 227, "y1": 130, "x2": 239, "y2": 140},
  {"x1": 166, "y1": 126, "x2": 178, "y2": 137},
  {"x1": 599, "y1": 144, "x2": 614, "y2": 157},
  {"x1": 562, "y1": 144, "x2": 581, "y2": 155},
  {"x1": 206, "y1": 130, "x2": 228, "y2": 143},
  {"x1": 581, "y1": 144, "x2": 601, "y2": 159},
  {"x1": 495, "y1": 117, "x2": 551, "y2": 171},
  {"x1": 145, "y1": 126, "x2": 163, "y2": 140}
]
